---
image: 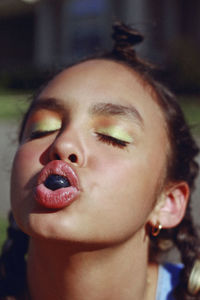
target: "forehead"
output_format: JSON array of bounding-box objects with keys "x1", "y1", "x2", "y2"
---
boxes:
[
  {"x1": 39, "y1": 59, "x2": 167, "y2": 130},
  {"x1": 42, "y1": 59, "x2": 150, "y2": 98}
]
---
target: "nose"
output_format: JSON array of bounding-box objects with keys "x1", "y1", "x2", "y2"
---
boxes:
[{"x1": 48, "y1": 127, "x2": 86, "y2": 167}]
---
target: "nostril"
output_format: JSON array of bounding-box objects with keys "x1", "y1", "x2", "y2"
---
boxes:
[
  {"x1": 68, "y1": 154, "x2": 78, "y2": 163},
  {"x1": 54, "y1": 154, "x2": 61, "y2": 160}
]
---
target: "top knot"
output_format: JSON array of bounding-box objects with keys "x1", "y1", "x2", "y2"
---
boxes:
[
  {"x1": 112, "y1": 22, "x2": 144, "y2": 50},
  {"x1": 110, "y1": 22, "x2": 144, "y2": 62}
]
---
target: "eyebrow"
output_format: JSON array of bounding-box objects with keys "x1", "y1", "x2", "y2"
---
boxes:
[
  {"x1": 89, "y1": 102, "x2": 144, "y2": 127},
  {"x1": 29, "y1": 97, "x2": 66, "y2": 114},
  {"x1": 29, "y1": 98, "x2": 144, "y2": 128}
]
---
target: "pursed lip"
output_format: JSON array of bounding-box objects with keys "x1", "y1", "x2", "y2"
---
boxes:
[
  {"x1": 37, "y1": 160, "x2": 80, "y2": 189},
  {"x1": 34, "y1": 160, "x2": 80, "y2": 209}
]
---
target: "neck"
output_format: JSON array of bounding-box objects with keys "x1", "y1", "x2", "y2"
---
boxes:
[{"x1": 27, "y1": 233, "x2": 158, "y2": 300}]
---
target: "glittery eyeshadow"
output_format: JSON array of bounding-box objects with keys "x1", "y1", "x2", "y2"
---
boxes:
[
  {"x1": 30, "y1": 118, "x2": 62, "y2": 133},
  {"x1": 97, "y1": 126, "x2": 133, "y2": 142}
]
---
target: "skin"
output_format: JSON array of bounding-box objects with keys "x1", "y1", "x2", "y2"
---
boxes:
[{"x1": 11, "y1": 59, "x2": 188, "y2": 300}]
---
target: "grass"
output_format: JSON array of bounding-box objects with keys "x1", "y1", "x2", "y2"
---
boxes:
[
  {"x1": 0, "y1": 217, "x2": 8, "y2": 253},
  {"x1": 179, "y1": 96, "x2": 200, "y2": 134},
  {"x1": 0, "y1": 91, "x2": 31, "y2": 120}
]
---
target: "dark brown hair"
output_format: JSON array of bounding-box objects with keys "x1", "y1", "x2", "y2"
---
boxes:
[{"x1": 0, "y1": 22, "x2": 199, "y2": 300}]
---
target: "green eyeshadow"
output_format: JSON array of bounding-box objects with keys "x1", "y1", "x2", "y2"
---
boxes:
[
  {"x1": 31, "y1": 118, "x2": 61, "y2": 133},
  {"x1": 97, "y1": 126, "x2": 133, "y2": 142}
]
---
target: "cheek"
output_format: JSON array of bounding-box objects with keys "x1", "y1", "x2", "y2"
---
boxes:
[
  {"x1": 90, "y1": 149, "x2": 162, "y2": 196},
  {"x1": 86, "y1": 143, "x2": 166, "y2": 226},
  {"x1": 87, "y1": 154, "x2": 156, "y2": 216},
  {"x1": 12, "y1": 145, "x2": 39, "y2": 187},
  {"x1": 10, "y1": 143, "x2": 43, "y2": 215},
  {"x1": 10, "y1": 142, "x2": 50, "y2": 235},
  {"x1": 80, "y1": 161, "x2": 155, "y2": 243}
]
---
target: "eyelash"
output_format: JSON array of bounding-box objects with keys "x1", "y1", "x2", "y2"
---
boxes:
[
  {"x1": 96, "y1": 133, "x2": 129, "y2": 148},
  {"x1": 29, "y1": 130, "x2": 58, "y2": 140}
]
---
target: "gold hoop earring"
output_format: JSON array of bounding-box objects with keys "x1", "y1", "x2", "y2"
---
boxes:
[{"x1": 151, "y1": 222, "x2": 162, "y2": 237}]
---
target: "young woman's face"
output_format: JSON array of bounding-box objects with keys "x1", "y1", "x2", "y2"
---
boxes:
[{"x1": 11, "y1": 59, "x2": 169, "y2": 247}]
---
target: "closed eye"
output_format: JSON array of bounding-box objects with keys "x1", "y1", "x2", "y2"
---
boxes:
[
  {"x1": 29, "y1": 129, "x2": 59, "y2": 140},
  {"x1": 96, "y1": 133, "x2": 129, "y2": 148}
]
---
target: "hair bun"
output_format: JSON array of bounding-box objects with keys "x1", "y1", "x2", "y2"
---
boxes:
[{"x1": 112, "y1": 22, "x2": 144, "y2": 50}]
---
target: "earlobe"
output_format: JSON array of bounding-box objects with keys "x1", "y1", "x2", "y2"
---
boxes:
[{"x1": 158, "y1": 181, "x2": 190, "y2": 229}]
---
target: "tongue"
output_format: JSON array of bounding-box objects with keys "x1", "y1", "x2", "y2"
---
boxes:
[{"x1": 44, "y1": 174, "x2": 71, "y2": 191}]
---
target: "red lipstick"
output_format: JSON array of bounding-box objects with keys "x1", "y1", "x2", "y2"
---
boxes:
[{"x1": 34, "y1": 160, "x2": 80, "y2": 209}]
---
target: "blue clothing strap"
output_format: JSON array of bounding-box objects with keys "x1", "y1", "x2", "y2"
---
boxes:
[{"x1": 156, "y1": 263, "x2": 183, "y2": 300}]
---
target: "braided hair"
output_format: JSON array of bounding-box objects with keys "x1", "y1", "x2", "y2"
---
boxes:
[{"x1": 0, "y1": 22, "x2": 199, "y2": 300}]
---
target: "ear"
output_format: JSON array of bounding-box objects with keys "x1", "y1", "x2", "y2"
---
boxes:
[
  {"x1": 149, "y1": 181, "x2": 190, "y2": 229},
  {"x1": 157, "y1": 181, "x2": 190, "y2": 229}
]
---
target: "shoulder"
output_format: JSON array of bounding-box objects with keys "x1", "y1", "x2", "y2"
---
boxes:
[{"x1": 156, "y1": 262, "x2": 183, "y2": 300}]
